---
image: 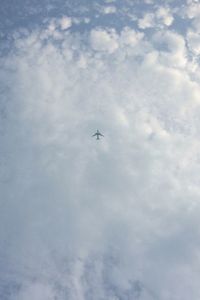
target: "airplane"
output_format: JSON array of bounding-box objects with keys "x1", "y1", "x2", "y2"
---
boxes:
[{"x1": 92, "y1": 130, "x2": 104, "y2": 140}]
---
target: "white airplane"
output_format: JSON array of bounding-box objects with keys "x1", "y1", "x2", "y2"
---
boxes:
[{"x1": 92, "y1": 130, "x2": 104, "y2": 140}]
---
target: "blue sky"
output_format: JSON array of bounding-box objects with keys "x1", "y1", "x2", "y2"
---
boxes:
[{"x1": 1, "y1": 1, "x2": 200, "y2": 299}]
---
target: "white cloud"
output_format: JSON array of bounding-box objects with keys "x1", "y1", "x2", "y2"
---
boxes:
[
  {"x1": 153, "y1": 30, "x2": 187, "y2": 68},
  {"x1": 48, "y1": 19, "x2": 57, "y2": 33},
  {"x1": 186, "y1": 1, "x2": 200, "y2": 19},
  {"x1": 84, "y1": 17, "x2": 90, "y2": 24},
  {"x1": 44, "y1": 16, "x2": 72, "y2": 38},
  {"x1": 96, "y1": 4, "x2": 117, "y2": 15},
  {"x1": 102, "y1": 5, "x2": 117, "y2": 14},
  {"x1": 187, "y1": 30, "x2": 200, "y2": 55},
  {"x1": 138, "y1": 13, "x2": 155, "y2": 29},
  {"x1": 90, "y1": 28, "x2": 119, "y2": 53},
  {"x1": 138, "y1": 6, "x2": 174, "y2": 30},
  {"x1": 183, "y1": 1, "x2": 200, "y2": 34},
  {"x1": 122, "y1": 27, "x2": 144, "y2": 43},
  {"x1": 59, "y1": 16, "x2": 72, "y2": 30},
  {"x1": 1, "y1": 16, "x2": 200, "y2": 300},
  {"x1": 156, "y1": 6, "x2": 174, "y2": 26}
]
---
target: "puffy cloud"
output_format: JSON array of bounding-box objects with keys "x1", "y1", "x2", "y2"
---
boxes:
[
  {"x1": 138, "y1": 6, "x2": 174, "y2": 30},
  {"x1": 59, "y1": 16, "x2": 72, "y2": 30},
  {"x1": 46, "y1": 16, "x2": 72, "y2": 33},
  {"x1": 156, "y1": 6, "x2": 174, "y2": 26},
  {"x1": 186, "y1": 1, "x2": 200, "y2": 19},
  {"x1": 138, "y1": 13, "x2": 155, "y2": 29},
  {"x1": 187, "y1": 30, "x2": 200, "y2": 55},
  {"x1": 120, "y1": 27, "x2": 144, "y2": 47},
  {"x1": 183, "y1": 1, "x2": 200, "y2": 36},
  {"x1": 153, "y1": 30, "x2": 187, "y2": 67},
  {"x1": 90, "y1": 28, "x2": 119, "y2": 53},
  {"x1": 102, "y1": 5, "x2": 117, "y2": 14}
]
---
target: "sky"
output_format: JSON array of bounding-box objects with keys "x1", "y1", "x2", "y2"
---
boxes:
[{"x1": 1, "y1": 0, "x2": 200, "y2": 299}]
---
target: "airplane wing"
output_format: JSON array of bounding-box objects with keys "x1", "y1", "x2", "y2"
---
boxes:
[
  {"x1": 92, "y1": 133, "x2": 97, "y2": 137},
  {"x1": 99, "y1": 133, "x2": 104, "y2": 136}
]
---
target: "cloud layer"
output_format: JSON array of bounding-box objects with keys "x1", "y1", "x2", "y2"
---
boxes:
[{"x1": 1, "y1": 1, "x2": 200, "y2": 299}]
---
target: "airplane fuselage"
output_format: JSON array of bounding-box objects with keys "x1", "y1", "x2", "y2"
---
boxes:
[{"x1": 92, "y1": 130, "x2": 104, "y2": 140}]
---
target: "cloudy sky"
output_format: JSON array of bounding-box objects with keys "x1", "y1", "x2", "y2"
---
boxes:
[{"x1": 1, "y1": 0, "x2": 200, "y2": 299}]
